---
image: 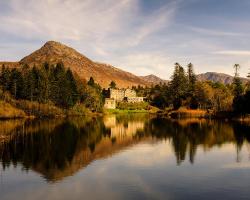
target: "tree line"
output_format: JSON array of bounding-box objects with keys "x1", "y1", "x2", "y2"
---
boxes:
[
  {"x1": 135, "y1": 63, "x2": 250, "y2": 114},
  {"x1": 1, "y1": 62, "x2": 250, "y2": 115},
  {"x1": 0, "y1": 63, "x2": 104, "y2": 111}
]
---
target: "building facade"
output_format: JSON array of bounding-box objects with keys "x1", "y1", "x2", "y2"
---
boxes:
[
  {"x1": 126, "y1": 97, "x2": 144, "y2": 103},
  {"x1": 104, "y1": 88, "x2": 144, "y2": 109},
  {"x1": 104, "y1": 98, "x2": 116, "y2": 109}
]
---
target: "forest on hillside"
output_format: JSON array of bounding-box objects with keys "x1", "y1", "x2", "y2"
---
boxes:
[
  {"x1": 0, "y1": 62, "x2": 250, "y2": 118},
  {"x1": 0, "y1": 63, "x2": 104, "y2": 116}
]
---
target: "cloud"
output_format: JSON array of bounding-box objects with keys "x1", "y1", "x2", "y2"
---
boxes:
[
  {"x1": 0, "y1": 0, "x2": 177, "y2": 47},
  {"x1": 189, "y1": 26, "x2": 245, "y2": 37},
  {"x1": 0, "y1": 0, "x2": 179, "y2": 78},
  {"x1": 0, "y1": 0, "x2": 138, "y2": 41},
  {"x1": 213, "y1": 50, "x2": 250, "y2": 56},
  {"x1": 112, "y1": 52, "x2": 174, "y2": 78},
  {"x1": 2, "y1": 0, "x2": 250, "y2": 79}
]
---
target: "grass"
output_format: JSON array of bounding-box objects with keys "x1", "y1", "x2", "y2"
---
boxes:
[
  {"x1": 104, "y1": 109, "x2": 149, "y2": 114},
  {"x1": 15, "y1": 100, "x2": 65, "y2": 118},
  {"x1": 0, "y1": 101, "x2": 26, "y2": 119},
  {"x1": 169, "y1": 107, "x2": 207, "y2": 119},
  {"x1": 67, "y1": 104, "x2": 91, "y2": 116}
]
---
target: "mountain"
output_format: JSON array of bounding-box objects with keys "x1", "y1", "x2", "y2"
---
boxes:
[
  {"x1": 140, "y1": 74, "x2": 168, "y2": 85},
  {"x1": 197, "y1": 72, "x2": 248, "y2": 84},
  {"x1": 1, "y1": 41, "x2": 148, "y2": 88}
]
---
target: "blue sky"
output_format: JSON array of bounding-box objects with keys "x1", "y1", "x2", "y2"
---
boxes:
[{"x1": 0, "y1": 0, "x2": 250, "y2": 79}]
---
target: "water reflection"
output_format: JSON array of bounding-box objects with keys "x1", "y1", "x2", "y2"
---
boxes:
[{"x1": 0, "y1": 115, "x2": 250, "y2": 182}]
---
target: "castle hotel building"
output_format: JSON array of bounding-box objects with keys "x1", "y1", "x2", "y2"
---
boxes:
[{"x1": 104, "y1": 88, "x2": 144, "y2": 109}]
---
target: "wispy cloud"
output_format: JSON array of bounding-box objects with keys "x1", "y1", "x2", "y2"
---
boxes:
[
  {"x1": 213, "y1": 50, "x2": 250, "y2": 56},
  {"x1": 0, "y1": 0, "x2": 178, "y2": 74},
  {"x1": 1, "y1": 0, "x2": 250, "y2": 78},
  {"x1": 189, "y1": 26, "x2": 245, "y2": 37}
]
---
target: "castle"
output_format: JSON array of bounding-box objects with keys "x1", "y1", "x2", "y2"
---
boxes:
[{"x1": 104, "y1": 88, "x2": 144, "y2": 109}]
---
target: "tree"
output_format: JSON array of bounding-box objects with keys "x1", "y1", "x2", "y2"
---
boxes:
[
  {"x1": 169, "y1": 63, "x2": 188, "y2": 109},
  {"x1": 87, "y1": 77, "x2": 95, "y2": 87},
  {"x1": 233, "y1": 64, "x2": 243, "y2": 97},
  {"x1": 0, "y1": 65, "x2": 11, "y2": 94},
  {"x1": 246, "y1": 71, "x2": 250, "y2": 91},
  {"x1": 187, "y1": 63, "x2": 196, "y2": 93},
  {"x1": 9, "y1": 68, "x2": 24, "y2": 99},
  {"x1": 109, "y1": 81, "x2": 116, "y2": 89},
  {"x1": 64, "y1": 69, "x2": 80, "y2": 107},
  {"x1": 232, "y1": 64, "x2": 244, "y2": 113},
  {"x1": 186, "y1": 63, "x2": 198, "y2": 109}
]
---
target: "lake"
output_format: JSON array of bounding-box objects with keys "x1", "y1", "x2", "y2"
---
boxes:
[{"x1": 0, "y1": 114, "x2": 250, "y2": 200}]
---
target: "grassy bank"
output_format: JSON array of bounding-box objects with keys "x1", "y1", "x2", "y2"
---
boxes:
[
  {"x1": 0, "y1": 98, "x2": 93, "y2": 119},
  {"x1": 0, "y1": 101, "x2": 26, "y2": 119},
  {"x1": 104, "y1": 109, "x2": 149, "y2": 114},
  {"x1": 168, "y1": 107, "x2": 207, "y2": 119},
  {"x1": 104, "y1": 105, "x2": 159, "y2": 115}
]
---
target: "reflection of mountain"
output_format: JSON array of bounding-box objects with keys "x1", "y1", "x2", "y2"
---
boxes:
[
  {"x1": 1, "y1": 115, "x2": 250, "y2": 182},
  {"x1": 0, "y1": 116, "x2": 149, "y2": 182}
]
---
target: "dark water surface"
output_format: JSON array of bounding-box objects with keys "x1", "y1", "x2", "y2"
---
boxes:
[{"x1": 0, "y1": 114, "x2": 250, "y2": 200}]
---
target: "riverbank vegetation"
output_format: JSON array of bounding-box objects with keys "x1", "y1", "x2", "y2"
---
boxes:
[
  {"x1": 1, "y1": 62, "x2": 250, "y2": 119},
  {"x1": 135, "y1": 63, "x2": 250, "y2": 119}
]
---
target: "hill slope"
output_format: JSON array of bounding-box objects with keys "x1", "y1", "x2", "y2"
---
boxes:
[{"x1": 16, "y1": 41, "x2": 148, "y2": 88}]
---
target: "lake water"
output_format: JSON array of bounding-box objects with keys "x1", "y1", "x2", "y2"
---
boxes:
[{"x1": 0, "y1": 114, "x2": 250, "y2": 200}]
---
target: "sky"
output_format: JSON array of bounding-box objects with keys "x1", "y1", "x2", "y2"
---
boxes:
[{"x1": 0, "y1": 0, "x2": 250, "y2": 79}]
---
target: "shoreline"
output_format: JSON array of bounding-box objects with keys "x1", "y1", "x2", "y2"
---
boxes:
[{"x1": 1, "y1": 104, "x2": 250, "y2": 122}]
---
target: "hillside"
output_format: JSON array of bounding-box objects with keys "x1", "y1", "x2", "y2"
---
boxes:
[
  {"x1": 2, "y1": 41, "x2": 148, "y2": 88},
  {"x1": 140, "y1": 74, "x2": 169, "y2": 85},
  {"x1": 197, "y1": 72, "x2": 248, "y2": 84}
]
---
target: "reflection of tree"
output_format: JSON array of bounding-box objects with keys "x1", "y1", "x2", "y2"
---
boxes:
[
  {"x1": 232, "y1": 123, "x2": 250, "y2": 162},
  {"x1": 1, "y1": 115, "x2": 250, "y2": 181},
  {"x1": 0, "y1": 117, "x2": 107, "y2": 181},
  {"x1": 145, "y1": 118, "x2": 250, "y2": 165},
  {"x1": 0, "y1": 115, "x2": 148, "y2": 182}
]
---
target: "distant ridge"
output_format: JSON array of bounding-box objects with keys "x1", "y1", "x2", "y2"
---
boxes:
[
  {"x1": 197, "y1": 72, "x2": 248, "y2": 84},
  {"x1": 140, "y1": 74, "x2": 168, "y2": 85}
]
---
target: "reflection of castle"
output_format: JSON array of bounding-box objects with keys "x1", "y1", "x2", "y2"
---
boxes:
[
  {"x1": 104, "y1": 88, "x2": 144, "y2": 109},
  {"x1": 104, "y1": 115, "x2": 145, "y2": 139}
]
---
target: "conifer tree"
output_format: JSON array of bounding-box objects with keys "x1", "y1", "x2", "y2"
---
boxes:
[
  {"x1": 109, "y1": 81, "x2": 116, "y2": 89},
  {"x1": 232, "y1": 64, "x2": 244, "y2": 113},
  {"x1": 0, "y1": 65, "x2": 11, "y2": 93},
  {"x1": 88, "y1": 77, "x2": 95, "y2": 87},
  {"x1": 9, "y1": 68, "x2": 24, "y2": 99},
  {"x1": 187, "y1": 63, "x2": 196, "y2": 92},
  {"x1": 65, "y1": 69, "x2": 79, "y2": 107},
  {"x1": 233, "y1": 64, "x2": 243, "y2": 97},
  {"x1": 169, "y1": 63, "x2": 188, "y2": 109}
]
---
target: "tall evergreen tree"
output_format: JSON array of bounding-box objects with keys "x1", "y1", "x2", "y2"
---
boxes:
[
  {"x1": 187, "y1": 63, "x2": 196, "y2": 92},
  {"x1": 232, "y1": 64, "x2": 244, "y2": 113},
  {"x1": 9, "y1": 69, "x2": 24, "y2": 99},
  {"x1": 65, "y1": 69, "x2": 79, "y2": 107},
  {"x1": 233, "y1": 64, "x2": 243, "y2": 97},
  {"x1": 109, "y1": 81, "x2": 116, "y2": 89},
  {"x1": 87, "y1": 77, "x2": 95, "y2": 87},
  {"x1": 0, "y1": 65, "x2": 11, "y2": 93},
  {"x1": 169, "y1": 63, "x2": 188, "y2": 109}
]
